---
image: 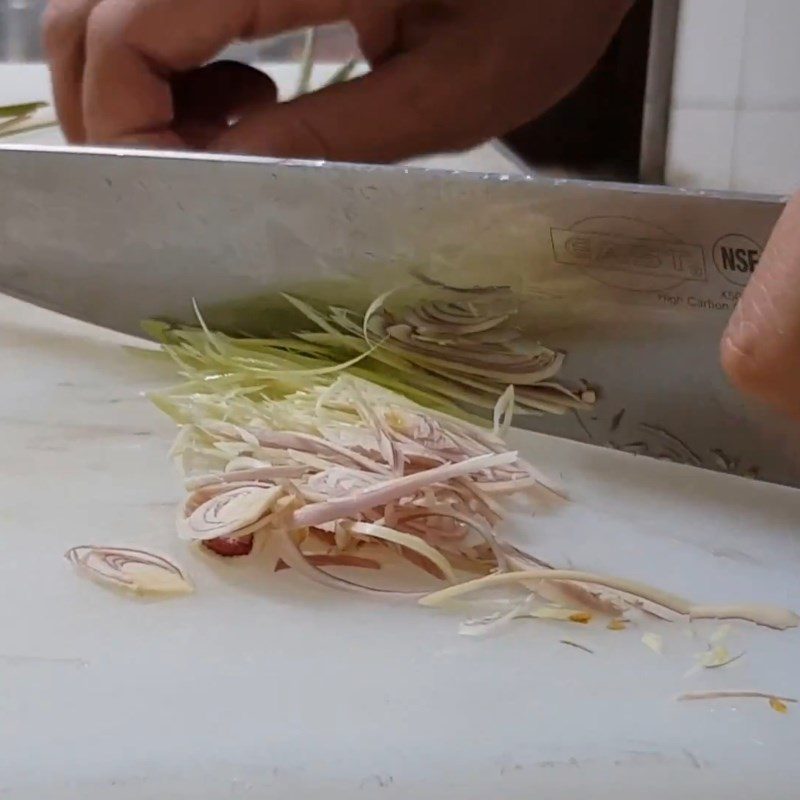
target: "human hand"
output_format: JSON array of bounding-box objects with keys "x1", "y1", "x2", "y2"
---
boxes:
[
  {"x1": 722, "y1": 191, "x2": 800, "y2": 419},
  {"x1": 42, "y1": 0, "x2": 632, "y2": 161}
]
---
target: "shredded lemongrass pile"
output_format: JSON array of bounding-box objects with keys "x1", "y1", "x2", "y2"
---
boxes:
[
  {"x1": 146, "y1": 285, "x2": 595, "y2": 422},
  {"x1": 161, "y1": 375, "x2": 560, "y2": 593},
  {"x1": 145, "y1": 292, "x2": 799, "y2": 632}
]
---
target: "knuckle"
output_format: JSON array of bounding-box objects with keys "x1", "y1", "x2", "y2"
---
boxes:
[
  {"x1": 85, "y1": 0, "x2": 129, "y2": 50},
  {"x1": 41, "y1": 0, "x2": 87, "y2": 55}
]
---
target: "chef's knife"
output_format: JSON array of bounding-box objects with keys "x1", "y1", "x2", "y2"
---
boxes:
[{"x1": 1, "y1": 144, "x2": 796, "y2": 488}]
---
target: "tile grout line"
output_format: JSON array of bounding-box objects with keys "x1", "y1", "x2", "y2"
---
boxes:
[{"x1": 728, "y1": 0, "x2": 751, "y2": 191}]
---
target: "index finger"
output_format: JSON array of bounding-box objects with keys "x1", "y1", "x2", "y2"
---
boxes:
[
  {"x1": 722, "y1": 191, "x2": 800, "y2": 418},
  {"x1": 81, "y1": 0, "x2": 347, "y2": 143}
]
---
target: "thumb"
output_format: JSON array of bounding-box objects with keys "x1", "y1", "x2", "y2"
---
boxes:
[
  {"x1": 721, "y1": 190, "x2": 800, "y2": 418},
  {"x1": 212, "y1": 49, "x2": 487, "y2": 163}
]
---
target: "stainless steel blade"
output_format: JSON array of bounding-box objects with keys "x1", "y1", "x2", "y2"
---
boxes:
[{"x1": 1, "y1": 144, "x2": 797, "y2": 488}]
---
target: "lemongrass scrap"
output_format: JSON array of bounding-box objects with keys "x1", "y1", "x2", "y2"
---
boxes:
[
  {"x1": 641, "y1": 632, "x2": 664, "y2": 655},
  {"x1": 66, "y1": 546, "x2": 193, "y2": 597},
  {"x1": 698, "y1": 645, "x2": 744, "y2": 670},
  {"x1": 709, "y1": 623, "x2": 733, "y2": 645},
  {"x1": 677, "y1": 691, "x2": 797, "y2": 710},
  {"x1": 419, "y1": 569, "x2": 799, "y2": 631},
  {"x1": 524, "y1": 606, "x2": 589, "y2": 622},
  {"x1": 770, "y1": 698, "x2": 790, "y2": 714}
]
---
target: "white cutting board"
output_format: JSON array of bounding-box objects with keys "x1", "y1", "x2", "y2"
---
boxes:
[{"x1": 2, "y1": 293, "x2": 800, "y2": 800}]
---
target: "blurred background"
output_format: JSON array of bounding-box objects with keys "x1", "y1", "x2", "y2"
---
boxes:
[{"x1": 2, "y1": 0, "x2": 800, "y2": 194}]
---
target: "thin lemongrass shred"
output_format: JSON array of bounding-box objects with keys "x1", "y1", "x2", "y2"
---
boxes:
[
  {"x1": 697, "y1": 645, "x2": 744, "y2": 670},
  {"x1": 275, "y1": 525, "x2": 422, "y2": 597},
  {"x1": 323, "y1": 58, "x2": 358, "y2": 88},
  {"x1": 418, "y1": 569, "x2": 799, "y2": 630},
  {"x1": 493, "y1": 385, "x2": 515, "y2": 437},
  {"x1": 281, "y1": 293, "x2": 345, "y2": 337},
  {"x1": 345, "y1": 522, "x2": 457, "y2": 583},
  {"x1": 677, "y1": 691, "x2": 798, "y2": 704},
  {"x1": 561, "y1": 640, "x2": 594, "y2": 654}
]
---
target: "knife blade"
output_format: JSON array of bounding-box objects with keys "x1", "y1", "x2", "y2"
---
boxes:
[{"x1": 1, "y1": 144, "x2": 798, "y2": 488}]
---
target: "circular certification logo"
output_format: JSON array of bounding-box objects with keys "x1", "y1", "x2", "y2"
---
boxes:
[{"x1": 712, "y1": 234, "x2": 762, "y2": 287}]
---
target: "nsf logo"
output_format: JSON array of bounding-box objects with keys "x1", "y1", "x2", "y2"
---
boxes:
[{"x1": 712, "y1": 234, "x2": 762, "y2": 287}]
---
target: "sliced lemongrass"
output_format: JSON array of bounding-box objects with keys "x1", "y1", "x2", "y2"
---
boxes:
[
  {"x1": 296, "y1": 27, "x2": 317, "y2": 95},
  {"x1": 709, "y1": 623, "x2": 734, "y2": 645},
  {"x1": 697, "y1": 645, "x2": 744, "y2": 670},
  {"x1": 323, "y1": 58, "x2": 358, "y2": 88},
  {"x1": 458, "y1": 601, "x2": 531, "y2": 637},
  {"x1": 641, "y1": 632, "x2": 664, "y2": 655},
  {"x1": 178, "y1": 484, "x2": 284, "y2": 541},
  {"x1": 0, "y1": 101, "x2": 47, "y2": 118},
  {"x1": 66, "y1": 546, "x2": 192, "y2": 596},
  {"x1": 419, "y1": 569, "x2": 799, "y2": 630},
  {"x1": 274, "y1": 553, "x2": 380, "y2": 572},
  {"x1": 493, "y1": 385, "x2": 515, "y2": 437},
  {"x1": 520, "y1": 605, "x2": 589, "y2": 622},
  {"x1": 345, "y1": 522, "x2": 456, "y2": 583},
  {"x1": 677, "y1": 691, "x2": 798, "y2": 704},
  {"x1": 291, "y1": 450, "x2": 519, "y2": 530},
  {"x1": 275, "y1": 526, "x2": 422, "y2": 598}
]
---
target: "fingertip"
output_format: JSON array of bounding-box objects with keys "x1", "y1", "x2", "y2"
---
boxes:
[
  {"x1": 720, "y1": 322, "x2": 760, "y2": 397},
  {"x1": 722, "y1": 306, "x2": 800, "y2": 418}
]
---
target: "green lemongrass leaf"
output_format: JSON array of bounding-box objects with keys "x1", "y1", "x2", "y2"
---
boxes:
[
  {"x1": 141, "y1": 319, "x2": 175, "y2": 343},
  {"x1": 0, "y1": 120, "x2": 59, "y2": 139},
  {"x1": 323, "y1": 58, "x2": 358, "y2": 88},
  {"x1": 281, "y1": 293, "x2": 344, "y2": 337},
  {"x1": 0, "y1": 101, "x2": 47, "y2": 118},
  {"x1": 296, "y1": 27, "x2": 317, "y2": 96}
]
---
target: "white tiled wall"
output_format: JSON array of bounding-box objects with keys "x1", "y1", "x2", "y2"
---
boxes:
[{"x1": 666, "y1": 0, "x2": 800, "y2": 194}]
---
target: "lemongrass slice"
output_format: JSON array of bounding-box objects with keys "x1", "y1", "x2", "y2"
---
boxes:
[
  {"x1": 642, "y1": 632, "x2": 664, "y2": 655},
  {"x1": 345, "y1": 522, "x2": 457, "y2": 583},
  {"x1": 418, "y1": 569, "x2": 800, "y2": 630},
  {"x1": 178, "y1": 484, "x2": 283, "y2": 541},
  {"x1": 66, "y1": 546, "x2": 192, "y2": 596}
]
